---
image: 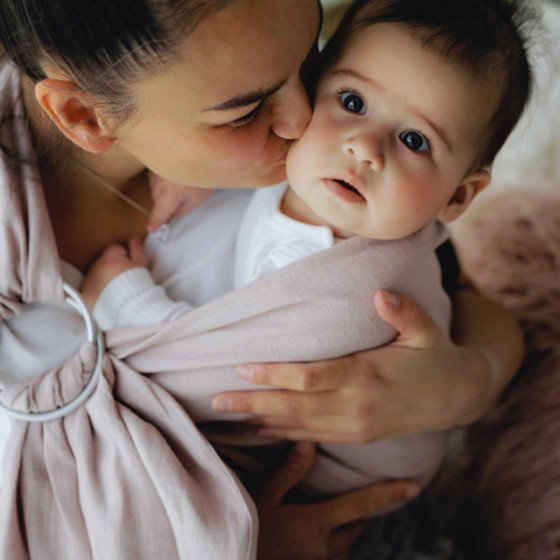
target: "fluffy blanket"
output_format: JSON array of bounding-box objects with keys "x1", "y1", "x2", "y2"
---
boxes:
[
  {"x1": 451, "y1": 189, "x2": 560, "y2": 560},
  {"x1": 446, "y1": 3, "x2": 560, "y2": 557}
]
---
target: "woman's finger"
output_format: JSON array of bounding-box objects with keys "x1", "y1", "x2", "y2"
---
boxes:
[
  {"x1": 253, "y1": 442, "x2": 316, "y2": 507},
  {"x1": 235, "y1": 359, "x2": 355, "y2": 392},
  {"x1": 374, "y1": 290, "x2": 441, "y2": 348},
  {"x1": 320, "y1": 480, "x2": 419, "y2": 527},
  {"x1": 213, "y1": 388, "x2": 337, "y2": 417},
  {"x1": 249, "y1": 413, "x2": 340, "y2": 431},
  {"x1": 256, "y1": 426, "x2": 379, "y2": 444},
  {"x1": 329, "y1": 521, "x2": 369, "y2": 560},
  {"x1": 251, "y1": 413, "x2": 378, "y2": 443}
]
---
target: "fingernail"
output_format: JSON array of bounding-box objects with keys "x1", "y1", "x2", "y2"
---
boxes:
[
  {"x1": 294, "y1": 441, "x2": 313, "y2": 455},
  {"x1": 405, "y1": 485, "x2": 420, "y2": 499},
  {"x1": 212, "y1": 396, "x2": 232, "y2": 412},
  {"x1": 236, "y1": 365, "x2": 254, "y2": 381},
  {"x1": 381, "y1": 290, "x2": 401, "y2": 309}
]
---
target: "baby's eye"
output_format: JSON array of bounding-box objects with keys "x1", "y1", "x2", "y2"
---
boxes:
[
  {"x1": 339, "y1": 92, "x2": 366, "y2": 115},
  {"x1": 399, "y1": 130, "x2": 431, "y2": 153}
]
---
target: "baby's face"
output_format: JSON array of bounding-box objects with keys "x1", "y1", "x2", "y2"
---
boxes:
[{"x1": 286, "y1": 22, "x2": 495, "y2": 239}]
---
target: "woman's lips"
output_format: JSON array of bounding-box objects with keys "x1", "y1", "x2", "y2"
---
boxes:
[{"x1": 323, "y1": 177, "x2": 366, "y2": 203}]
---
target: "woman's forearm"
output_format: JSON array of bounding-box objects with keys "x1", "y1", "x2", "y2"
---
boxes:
[{"x1": 450, "y1": 283, "x2": 524, "y2": 424}]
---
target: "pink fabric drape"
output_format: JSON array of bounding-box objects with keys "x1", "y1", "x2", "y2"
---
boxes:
[
  {"x1": 1, "y1": 347, "x2": 257, "y2": 559},
  {"x1": 102, "y1": 226, "x2": 451, "y2": 497},
  {"x1": 0, "y1": 64, "x2": 256, "y2": 560}
]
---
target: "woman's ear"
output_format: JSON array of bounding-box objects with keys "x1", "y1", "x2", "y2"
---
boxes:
[
  {"x1": 438, "y1": 170, "x2": 491, "y2": 223},
  {"x1": 34, "y1": 79, "x2": 115, "y2": 153}
]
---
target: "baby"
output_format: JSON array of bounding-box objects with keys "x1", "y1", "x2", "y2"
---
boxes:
[{"x1": 82, "y1": 0, "x2": 532, "y2": 499}]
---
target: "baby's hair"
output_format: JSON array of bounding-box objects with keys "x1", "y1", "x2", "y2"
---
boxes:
[
  {"x1": 321, "y1": 0, "x2": 536, "y2": 169},
  {"x1": 0, "y1": 0, "x2": 235, "y2": 120}
]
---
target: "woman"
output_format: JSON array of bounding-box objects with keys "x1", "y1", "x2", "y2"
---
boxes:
[{"x1": 0, "y1": 0, "x2": 523, "y2": 558}]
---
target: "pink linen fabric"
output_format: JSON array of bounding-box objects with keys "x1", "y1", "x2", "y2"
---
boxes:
[
  {"x1": 0, "y1": 63, "x2": 256, "y2": 560},
  {"x1": 102, "y1": 221, "x2": 452, "y2": 498}
]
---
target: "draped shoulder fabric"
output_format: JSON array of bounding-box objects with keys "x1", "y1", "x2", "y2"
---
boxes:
[{"x1": 0, "y1": 64, "x2": 257, "y2": 560}]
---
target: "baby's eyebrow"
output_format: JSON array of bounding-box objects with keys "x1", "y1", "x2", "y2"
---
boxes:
[
  {"x1": 417, "y1": 112, "x2": 453, "y2": 153},
  {"x1": 330, "y1": 68, "x2": 385, "y2": 94},
  {"x1": 203, "y1": 80, "x2": 286, "y2": 112}
]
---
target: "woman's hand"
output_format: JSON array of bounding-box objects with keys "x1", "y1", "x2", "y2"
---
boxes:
[
  {"x1": 254, "y1": 441, "x2": 419, "y2": 560},
  {"x1": 212, "y1": 289, "x2": 518, "y2": 444}
]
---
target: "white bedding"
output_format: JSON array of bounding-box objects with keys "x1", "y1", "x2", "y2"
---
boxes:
[{"x1": 490, "y1": 0, "x2": 560, "y2": 190}]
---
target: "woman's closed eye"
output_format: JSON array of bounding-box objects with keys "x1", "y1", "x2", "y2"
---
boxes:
[
  {"x1": 399, "y1": 130, "x2": 431, "y2": 153},
  {"x1": 226, "y1": 101, "x2": 265, "y2": 128}
]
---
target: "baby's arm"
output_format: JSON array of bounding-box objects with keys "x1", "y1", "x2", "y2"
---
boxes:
[
  {"x1": 146, "y1": 172, "x2": 215, "y2": 233},
  {"x1": 82, "y1": 238, "x2": 195, "y2": 330}
]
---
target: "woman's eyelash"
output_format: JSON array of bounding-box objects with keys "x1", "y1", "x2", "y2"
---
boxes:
[{"x1": 228, "y1": 102, "x2": 264, "y2": 127}]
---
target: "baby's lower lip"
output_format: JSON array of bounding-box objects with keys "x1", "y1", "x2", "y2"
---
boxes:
[{"x1": 323, "y1": 178, "x2": 366, "y2": 202}]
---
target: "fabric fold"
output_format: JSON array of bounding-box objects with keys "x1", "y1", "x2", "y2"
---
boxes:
[
  {"x1": 0, "y1": 347, "x2": 257, "y2": 560},
  {"x1": 101, "y1": 224, "x2": 452, "y2": 496},
  {"x1": 0, "y1": 63, "x2": 257, "y2": 560}
]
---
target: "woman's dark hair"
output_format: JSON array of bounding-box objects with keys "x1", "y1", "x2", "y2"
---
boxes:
[
  {"x1": 0, "y1": 0, "x2": 235, "y2": 119},
  {"x1": 320, "y1": 0, "x2": 536, "y2": 169}
]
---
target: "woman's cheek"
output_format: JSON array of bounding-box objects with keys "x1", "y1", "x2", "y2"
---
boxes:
[{"x1": 202, "y1": 131, "x2": 261, "y2": 170}]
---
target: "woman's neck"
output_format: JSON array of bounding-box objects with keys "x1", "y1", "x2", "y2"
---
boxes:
[{"x1": 21, "y1": 75, "x2": 153, "y2": 271}]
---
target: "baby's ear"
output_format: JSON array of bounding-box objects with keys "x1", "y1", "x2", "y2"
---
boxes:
[
  {"x1": 438, "y1": 170, "x2": 491, "y2": 223},
  {"x1": 35, "y1": 78, "x2": 115, "y2": 153}
]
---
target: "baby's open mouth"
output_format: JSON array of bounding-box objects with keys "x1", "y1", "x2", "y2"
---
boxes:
[{"x1": 334, "y1": 179, "x2": 362, "y2": 196}]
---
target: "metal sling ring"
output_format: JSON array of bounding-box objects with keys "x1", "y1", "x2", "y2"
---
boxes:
[{"x1": 0, "y1": 282, "x2": 105, "y2": 422}]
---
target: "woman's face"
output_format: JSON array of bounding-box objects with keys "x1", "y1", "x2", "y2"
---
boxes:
[{"x1": 113, "y1": 0, "x2": 320, "y2": 188}]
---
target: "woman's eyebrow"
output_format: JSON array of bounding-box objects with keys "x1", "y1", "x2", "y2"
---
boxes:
[{"x1": 203, "y1": 80, "x2": 286, "y2": 112}]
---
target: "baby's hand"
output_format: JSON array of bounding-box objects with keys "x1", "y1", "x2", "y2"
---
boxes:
[
  {"x1": 147, "y1": 171, "x2": 215, "y2": 232},
  {"x1": 81, "y1": 238, "x2": 147, "y2": 310}
]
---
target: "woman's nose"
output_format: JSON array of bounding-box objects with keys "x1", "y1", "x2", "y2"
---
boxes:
[
  {"x1": 343, "y1": 134, "x2": 384, "y2": 169},
  {"x1": 270, "y1": 77, "x2": 312, "y2": 140}
]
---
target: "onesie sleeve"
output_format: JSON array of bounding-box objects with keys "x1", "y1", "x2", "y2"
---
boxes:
[{"x1": 94, "y1": 267, "x2": 195, "y2": 330}]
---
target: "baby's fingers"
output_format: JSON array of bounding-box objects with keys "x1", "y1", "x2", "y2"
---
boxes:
[{"x1": 100, "y1": 243, "x2": 128, "y2": 260}]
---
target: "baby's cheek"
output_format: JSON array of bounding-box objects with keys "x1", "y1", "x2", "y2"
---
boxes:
[
  {"x1": 402, "y1": 181, "x2": 443, "y2": 218},
  {"x1": 285, "y1": 142, "x2": 305, "y2": 183}
]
